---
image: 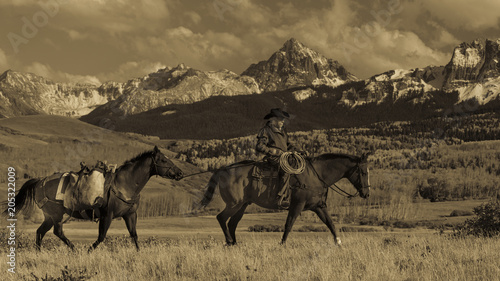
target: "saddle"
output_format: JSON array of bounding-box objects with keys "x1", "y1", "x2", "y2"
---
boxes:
[{"x1": 250, "y1": 161, "x2": 280, "y2": 197}]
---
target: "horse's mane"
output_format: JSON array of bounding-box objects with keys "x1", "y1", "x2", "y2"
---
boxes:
[
  {"x1": 227, "y1": 160, "x2": 255, "y2": 167},
  {"x1": 120, "y1": 150, "x2": 155, "y2": 168},
  {"x1": 312, "y1": 153, "x2": 361, "y2": 162}
]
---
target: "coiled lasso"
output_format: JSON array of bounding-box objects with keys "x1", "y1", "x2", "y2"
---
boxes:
[{"x1": 279, "y1": 152, "x2": 306, "y2": 174}]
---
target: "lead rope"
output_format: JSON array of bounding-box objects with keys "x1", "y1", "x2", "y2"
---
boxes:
[{"x1": 181, "y1": 162, "x2": 258, "y2": 178}]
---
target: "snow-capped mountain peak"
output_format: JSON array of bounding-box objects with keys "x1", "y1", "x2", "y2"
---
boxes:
[{"x1": 242, "y1": 38, "x2": 358, "y2": 92}]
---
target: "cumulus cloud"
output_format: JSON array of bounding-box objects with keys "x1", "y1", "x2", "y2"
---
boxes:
[
  {"x1": 1, "y1": 0, "x2": 497, "y2": 83},
  {"x1": 0, "y1": 48, "x2": 9, "y2": 71},
  {"x1": 420, "y1": 0, "x2": 500, "y2": 30},
  {"x1": 97, "y1": 61, "x2": 166, "y2": 83},
  {"x1": 253, "y1": 0, "x2": 449, "y2": 78},
  {"x1": 24, "y1": 62, "x2": 101, "y2": 85},
  {"x1": 184, "y1": 11, "x2": 202, "y2": 25},
  {"x1": 54, "y1": 0, "x2": 170, "y2": 36},
  {"x1": 67, "y1": 29, "x2": 88, "y2": 40}
]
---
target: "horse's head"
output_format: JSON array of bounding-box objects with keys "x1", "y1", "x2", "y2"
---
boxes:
[
  {"x1": 346, "y1": 154, "x2": 371, "y2": 199},
  {"x1": 151, "y1": 146, "x2": 184, "y2": 180}
]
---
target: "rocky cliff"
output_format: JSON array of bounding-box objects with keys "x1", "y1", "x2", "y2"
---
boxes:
[
  {"x1": 443, "y1": 38, "x2": 500, "y2": 88},
  {"x1": 242, "y1": 38, "x2": 357, "y2": 92},
  {"x1": 335, "y1": 39, "x2": 500, "y2": 107},
  {"x1": 0, "y1": 70, "x2": 114, "y2": 118},
  {"x1": 98, "y1": 64, "x2": 261, "y2": 116}
]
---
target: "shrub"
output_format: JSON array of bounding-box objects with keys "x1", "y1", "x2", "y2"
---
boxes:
[
  {"x1": 248, "y1": 224, "x2": 284, "y2": 232},
  {"x1": 296, "y1": 225, "x2": 328, "y2": 232},
  {"x1": 454, "y1": 200, "x2": 500, "y2": 237},
  {"x1": 449, "y1": 210, "x2": 474, "y2": 217},
  {"x1": 392, "y1": 220, "x2": 417, "y2": 229}
]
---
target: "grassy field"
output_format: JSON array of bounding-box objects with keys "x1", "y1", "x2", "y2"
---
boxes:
[
  {"x1": 2, "y1": 200, "x2": 496, "y2": 281},
  {"x1": 1, "y1": 115, "x2": 499, "y2": 280},
  {"x1": 1, "y1": 228, "x2": 499, "y2": 281}
]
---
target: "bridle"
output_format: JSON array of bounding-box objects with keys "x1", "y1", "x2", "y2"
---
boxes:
[
  {"x1": 345, "y1": 163, "x2": 371, "y2": 195},
  {"x1": 151, "y1": 154, "x2": 175, "y2": 179},
  {"x1": 309, "y1": 160, "x2": 369, "y2": 198}
]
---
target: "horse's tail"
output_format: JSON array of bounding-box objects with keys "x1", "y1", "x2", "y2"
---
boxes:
[
  {"x1": 200, "y1": 173, "x2": 220, "y2": 207},
  {"x1": 3, "y1": 178, "x2": 40, "y2": 216}
]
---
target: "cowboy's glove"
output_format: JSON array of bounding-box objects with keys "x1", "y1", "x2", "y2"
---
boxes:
[{"x1": 269, "y1": 148, "x2": 283, "y2": 156}]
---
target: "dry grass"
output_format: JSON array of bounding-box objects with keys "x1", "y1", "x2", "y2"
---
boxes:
[{"x1": 1, "y1": 233, "x2": 499, "y2": 281}]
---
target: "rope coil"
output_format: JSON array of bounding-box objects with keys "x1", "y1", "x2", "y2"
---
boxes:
[{"x1": 279, "y1": 152, "x2": 306, "y2": 174}]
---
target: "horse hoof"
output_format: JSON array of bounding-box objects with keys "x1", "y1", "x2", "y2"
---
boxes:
[{"x1": 335, "y1": 238, "x2": 342, "y2": 246}]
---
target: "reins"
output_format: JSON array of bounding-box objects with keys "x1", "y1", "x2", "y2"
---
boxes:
[{"x1": 308, "y1": 159, "x2": 359, "y2": 198}]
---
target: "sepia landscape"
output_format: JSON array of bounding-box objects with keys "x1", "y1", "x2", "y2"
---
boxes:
[{"x1": 1, "y1": 0, "x2": 499, "y2": 280}]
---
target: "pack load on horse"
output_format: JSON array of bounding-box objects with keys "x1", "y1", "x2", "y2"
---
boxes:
[
  {"x1": 4, "y1": 146, "x2": 184, "y2": 251},
  {"x1": 50, "y1": 160, "x2": 113, "y2": 219},
  {"x1": 200, "y1": 109, "x2": 371, "y2": 246}
]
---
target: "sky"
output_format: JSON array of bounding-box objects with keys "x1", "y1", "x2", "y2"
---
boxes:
[{"x1": 1, "y1": 0, "x2": 499, "y2": 85}]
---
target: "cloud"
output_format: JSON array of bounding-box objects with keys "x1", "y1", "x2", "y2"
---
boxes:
[
  {"x1": 97, "y1": 61, "x2": 166, "y2": 83},
  {"x1": 127, "y1": 26, "x2": 250, "y2": 73},
  {"x1": 326, "y1": 26, "x2": 450, "y2": 78},
  {"x1": 67, "y1": 29, "x2": 88, "y2": 40},
  {"x1": 53, "y1": 0, "x2": 170, "y2": 36},
  {"x1": 24, "y1": 62, "x2": 101, "y2": 85},
  {"x1": 184, "y1": 11, "x2": 201, "y2": 25},
  {"x1": 420, "y1": 0, "x2": 500, "y2": 30},
  {"x1": 2, "y1": 0, "x2": 494, "y2": 83},
  {"x1": 0, "y1": 48, "x2": 9, "y2": 71},
  {"x1": 250, "y1": 0, "x2": 451, "y2": 78}
]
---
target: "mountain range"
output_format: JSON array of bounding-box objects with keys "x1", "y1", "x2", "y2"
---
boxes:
[{"x1": 1, "y1": 38, "x2": 499, "y2": 139}]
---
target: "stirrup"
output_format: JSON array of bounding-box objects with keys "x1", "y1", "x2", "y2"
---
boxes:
[{"x1": 277, "y1": 197, "x2": 290, "y2": 209}]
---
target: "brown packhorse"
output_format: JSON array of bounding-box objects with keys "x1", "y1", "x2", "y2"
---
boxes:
[
  {"x1": 200, "y1": 153, "x2": 370, "y2": 245},
  {"x1": 6, "y1": 146, "x2": 183, "y2": 251}
]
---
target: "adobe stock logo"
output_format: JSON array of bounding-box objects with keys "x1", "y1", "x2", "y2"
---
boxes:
[{"x1": 7, "y1": 0, "x2": 67, "y2": 54}]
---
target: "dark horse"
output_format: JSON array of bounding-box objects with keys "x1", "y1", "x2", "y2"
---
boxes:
[
  {"x1": 200, "y1": 153, "x2": 370, "y2": 245},
  {"x1": 7, "y1": 146, "x2": 183, "y2": 251}
]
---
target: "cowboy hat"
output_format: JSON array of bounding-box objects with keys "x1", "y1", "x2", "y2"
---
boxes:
[{"x1": 264, "y1": 108, "x2": 290, "y2": 119}]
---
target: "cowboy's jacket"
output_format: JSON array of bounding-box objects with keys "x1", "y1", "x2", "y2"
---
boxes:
[{"x1": 256, "y1": 122, "x2": 295, "y2": 156}]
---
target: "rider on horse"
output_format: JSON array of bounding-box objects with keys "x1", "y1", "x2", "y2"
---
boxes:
[{"x1": 256, "y1": 108, "x2": 299, "y2": 209}]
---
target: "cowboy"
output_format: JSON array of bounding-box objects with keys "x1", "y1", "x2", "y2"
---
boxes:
[{"x1": 256, "y1": 108, "x2": 296, "y2": 208}]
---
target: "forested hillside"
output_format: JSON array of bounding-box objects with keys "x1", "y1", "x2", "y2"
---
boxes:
[{"x1": 170, "y1": 113, "x2": 500, "y2": 206}]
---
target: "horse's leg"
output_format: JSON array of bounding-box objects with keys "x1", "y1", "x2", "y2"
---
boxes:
[
  {"x1": 227, "y1": 203, "x2": 249, "y2": 245},
  {"x1": 35, "y1": 217, "x2": 53, "y2": 251},
  {"x1": 313, "y1": 206, "x2": 341, "y2": 245},
  {"x1": 281, "y1": 201, "x2": 306, "y2": 245},
  {"x1": 123, "y1": 212, "x2": 139, "y2": 251},
  {"x1": 89, "y1": 212, "x2": 113, "y2": 252},
  {"x1": 217, "y1": 204, "x2": 243, "y2": 245},
  {"x1": 53, "y1": 220, "x2": 75, "y2": 250}
]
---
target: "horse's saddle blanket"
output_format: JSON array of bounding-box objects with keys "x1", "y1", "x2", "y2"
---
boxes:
[{"x1": 55, "y1": 169, "x2": 106, "y2": 211}]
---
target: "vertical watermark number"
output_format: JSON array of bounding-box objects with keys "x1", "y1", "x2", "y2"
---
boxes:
[{"x1": 6, "y1": 167, "x2": 16, "y2": 274}]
